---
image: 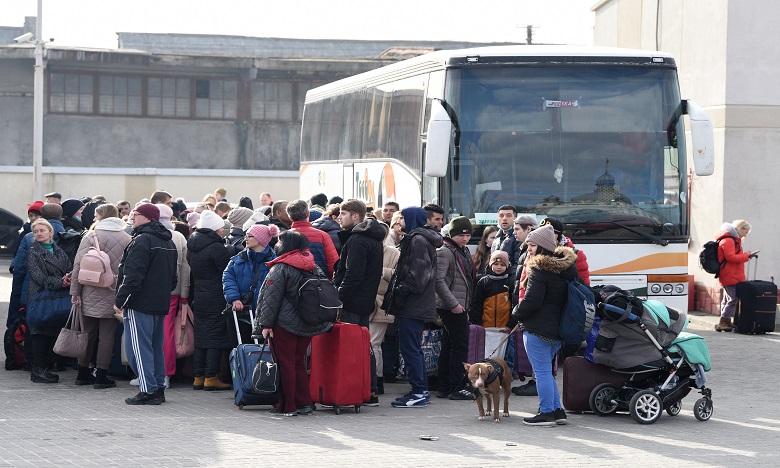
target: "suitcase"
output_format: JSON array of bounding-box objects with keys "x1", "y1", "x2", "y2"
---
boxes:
[
  {"x1": 562, "y1": 356, "x2": 627, "y2": 412},
  {"x1": 734, "y1": 258, "x2": 777, "y2": 334},
  {"x1": 229, "y1": 308, "x2": 277, "y2": 409},
  {"x1": 513, "y1": 330, "x2": 558, "y2": 380},
  {"x1": 309, "y1": 322, "x2": 371, "y2": 414},
  {"x1": 467, "y1": 324, "x2": 486, "y2": 363}
]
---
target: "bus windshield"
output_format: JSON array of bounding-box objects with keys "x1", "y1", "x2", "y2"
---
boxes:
[{"x1": 444, "y1": 65, "x2": 688, "y2": 241}]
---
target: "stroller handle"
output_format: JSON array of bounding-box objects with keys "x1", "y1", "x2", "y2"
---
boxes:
[{"x1": 600, "y1": 303, "x2": 640, "y2": 323}]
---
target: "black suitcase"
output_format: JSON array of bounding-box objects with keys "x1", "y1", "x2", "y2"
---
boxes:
[{"x1": 734, "y1": 260, "x2": 777, "y2": 334}]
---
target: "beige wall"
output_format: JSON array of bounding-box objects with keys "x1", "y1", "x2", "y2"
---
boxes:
[
  {"x1": 2, "y1": 169, "x2": 300, "y2": 219},
  {"x1": 594, "y1": 0, "x2": 780, "y2": 286}
]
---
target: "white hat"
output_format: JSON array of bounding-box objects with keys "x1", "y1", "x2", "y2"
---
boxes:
[
  {"x1": 155, "y1": 204, "x2": 174, "y2": 230},
  {"x1": 198, "y1": 210, "x2": 224, "y2": 231}
]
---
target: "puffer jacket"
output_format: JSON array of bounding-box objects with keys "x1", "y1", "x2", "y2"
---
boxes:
[
  {"x1": 716, "y1": 223, "x2": 749, "y2": 287},
  {"x1": 291, "y1": 219, "x2": 339, "y2": 278},
  {"x1": 170, "y1": 229, "x2": 191, "y2": 298},
  {"x1": 383, "y1": 221, "x2": 443, "y2": 322},
  {"x1": 13, "y1": 219, "x2": 65, "y2": 305},
  {"x1": 370, "y1": 244, "x2": 400, "y2": 323},
  {"x1": 253, "y1": 249, "x2": 331, "y2": 337},
  {"x1": 69, "y1": 218, "x2": 131, "y2": 319},
  {"x1": 435, "y1": 237, "x2": 474, "y2": 311},
  {"x1": 187, "y1": 228, "x2": 232, "y2": 349},
  {"x1": 507, "y1": 246, "x2": 580, "y2": 340},
  {"x1": 563, "y1": 236, "x2": 590, "y2": 286},
  {"x1": 223, "y1": 245, "x2": 276, "y2": 309},
  {"x1": 334, "y1": 218, "x2": 386, "y2": 316},
  {"x1": 26, "y1": 241, "x2": 72, "y2": 335},
  {"x1": 311, "y1": 216, "x2": 342, "y2": 253},
  {"x1": 469, "y1": 272, "x2": 513, "y2": 328}
]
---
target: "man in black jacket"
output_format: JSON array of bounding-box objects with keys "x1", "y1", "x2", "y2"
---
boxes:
[
  {"x1": 114, "y1": 203, "x2": 178, "y2": 405},
  {"x1": 383, "y1": 207, "x2": 443, "y2": 408},
  {"x1": 334, "y1": 198, "x2": 384, "y2": 405}
]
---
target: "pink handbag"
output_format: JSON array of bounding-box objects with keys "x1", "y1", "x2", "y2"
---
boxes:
[{"x1": 175, "y1": 302, "x2": 195, "y2": 358}]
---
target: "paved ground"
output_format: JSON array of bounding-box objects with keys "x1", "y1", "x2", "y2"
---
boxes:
[{"x1": 2, "y1": 257, "x2": 780, "y2": 467}]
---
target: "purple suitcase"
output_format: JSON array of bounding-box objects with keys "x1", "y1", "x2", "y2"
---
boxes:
[
  {"x1": 467, "y1": 324, "x2": 485, "y2": 363},
  {"x1": 514, "y1": 330, "x2": 558, "y2": 380}
]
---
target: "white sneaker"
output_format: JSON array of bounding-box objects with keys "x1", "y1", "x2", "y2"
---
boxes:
[
  {"x1": 129, "y1": 378, "x2": 139, "y2": 386},
  {"x1": 164, "y1": 376, "x2": 170, "y2": 389}
]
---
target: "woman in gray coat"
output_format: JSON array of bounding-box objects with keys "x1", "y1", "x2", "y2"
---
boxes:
[
  {"x1": 26, "y1": 219, "x2": 72, "y2": 384},
  {"x1": 70, "y1": 204, "x2": 131, "y2": 389}
]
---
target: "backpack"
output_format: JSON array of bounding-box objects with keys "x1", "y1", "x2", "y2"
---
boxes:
[
  {"x1": 294, "y1": 266, "x2": 342, "y2": 326},
  {"x1": 4, "y1": 316, "x2": 27, "y2": 370},
  {"x1": 559, "y1": 279, "x2": 596, "y2": 345},
  {"x1": 699, "y1": 238, "x2": 736, "y2": 278},
  {"x1": 77, "y1": 233, "x2": 116, "y2": 289},
  {"x1": 57, "y1": 229, "x2": 85, "y2": 264}
]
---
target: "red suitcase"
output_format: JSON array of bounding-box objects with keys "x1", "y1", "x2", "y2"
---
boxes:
[
  {"x1": 562, "y1": 356, "x2": 627, "y2": 412},
  {"x1": 467, "y1": 324, "x2": 486, "y2": 363},
  {"x1": 309, "y1": 322, "x2": 371, "y2": 414}
]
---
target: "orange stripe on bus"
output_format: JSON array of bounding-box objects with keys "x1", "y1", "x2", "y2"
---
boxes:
[{"x1": 590, "y1": 253, "x2": 688, "y2": 275}]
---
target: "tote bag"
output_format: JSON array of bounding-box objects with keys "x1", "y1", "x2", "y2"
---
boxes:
[
  {"x1": 26, "y1": 289, "x2": 72, "y2": 329},
  {"x1": 53, "y1": 304, "x2": 89, "y2": 359}
]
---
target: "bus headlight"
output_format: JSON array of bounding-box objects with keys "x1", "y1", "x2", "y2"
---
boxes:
[
  {"x1": 674, "y1": 283, "x2": 685, "y2": 294},
  {"x1": 662, "y1": 284, "x2": 673, "y2": 294},
  {"x1": 650, "y1": 284, "x2": 662, "y2": 294}
]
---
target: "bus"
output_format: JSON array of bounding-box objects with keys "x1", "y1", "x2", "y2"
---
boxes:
[{"x1": 299, "y1": 45, "x2": 714, "y2": 312}]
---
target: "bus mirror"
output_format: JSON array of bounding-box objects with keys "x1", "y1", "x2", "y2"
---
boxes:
[
  {"x1": 425, "y1": 100, "x2": 453, "y2": 177},
  {"x1": 685, "y1": 100, "x2": 714, "y2": 176}
]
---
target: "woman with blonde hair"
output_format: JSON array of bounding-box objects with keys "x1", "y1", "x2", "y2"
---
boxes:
[
  {"x1": 385, "y1": 211, "x2": 404, "y2": 247},
  {"x1": 714, "y1": 219, "x2": 754, "y2": 332}
]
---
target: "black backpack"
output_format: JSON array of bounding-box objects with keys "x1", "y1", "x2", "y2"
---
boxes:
[
  {"x1": 699, "y1": 238, "x2": 735, "y2": 278},
  {"x1": 4, "y1": 316, "x2": 27, "y2": 371},
  {"x1": 293, "y1": 267, "x2": 341, "y2": 326}
]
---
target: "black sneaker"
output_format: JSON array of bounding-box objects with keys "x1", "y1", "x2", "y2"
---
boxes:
[
  {"x1": 448, "y1": 389, "x2": 475, "y2": 401},
  {"x1": 297, "y1": 405, "x2": 314, "y2": 415},
  {"x1": 554, "y1": 408, "x2": 568, "y2": 425},
  {"x1": 155, "y1": 388, "x2": 165, "y2": 403},
  {"x1": 523, "y1": 411, "x2": 556, "y2": 427},
  {"x1": 125, "y1": 391, "x2": 163, "y2": 405},
  {"x1": 512, "y1": 380, "x2": 538, "y2": 396},
  {"x1": 436, "y1": 390, "x2": 450, "y2": 399},
  {"x1": 365, "y1": 394, "x2": 380, "y2": 407}
]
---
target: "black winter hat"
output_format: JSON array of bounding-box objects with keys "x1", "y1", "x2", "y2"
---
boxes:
[{"x1": 448, "y1": 216, "x2": 472, "y2": 236}]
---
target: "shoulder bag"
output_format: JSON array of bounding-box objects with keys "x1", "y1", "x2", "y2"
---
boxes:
[
  {"x1": 26, "y1": 289, "x2": 72, "y2": 329},
  {"x1": 53, "y1": 304, "x2": 89, "y2": 359},
  {"x1": 250, "y1": 338, "x2": 279, "y2": 395}
]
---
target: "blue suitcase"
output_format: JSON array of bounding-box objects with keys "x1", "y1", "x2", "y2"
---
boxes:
[{"x1": 229, "y1": 309, "x2": 277, "y2": 409}]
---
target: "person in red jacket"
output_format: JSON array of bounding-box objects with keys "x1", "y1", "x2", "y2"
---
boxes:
[{"x1": 715, "y1": 220, "x2": 755, "y2": 332}]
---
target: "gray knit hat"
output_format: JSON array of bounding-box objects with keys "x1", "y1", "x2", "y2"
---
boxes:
[
  {"x1": 525, "y1": 224, "x2": 557, "y2": 253},
  {"x1": 227, "y1": 207, "x2": 253, "y2": 229}
]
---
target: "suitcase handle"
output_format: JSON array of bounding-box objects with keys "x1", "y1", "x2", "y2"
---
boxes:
[{"x1": 233, "y1": 307, "x2": 258, "y2": 345}]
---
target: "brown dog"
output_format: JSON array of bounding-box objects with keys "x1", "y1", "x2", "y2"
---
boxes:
[{"x1": 464, "y1": 358, "x2": 512, "y2": 423}]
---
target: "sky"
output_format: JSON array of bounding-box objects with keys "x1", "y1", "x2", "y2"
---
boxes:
[{"x1": 1, "y1": 0, "x2": 595, "y2": 49}]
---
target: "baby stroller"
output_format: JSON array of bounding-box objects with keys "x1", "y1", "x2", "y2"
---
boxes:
[{"x1": 587, "y1": 286, "x2": 713, "y2": 424}]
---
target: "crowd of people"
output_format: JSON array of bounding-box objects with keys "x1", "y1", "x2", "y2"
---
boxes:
[{"x1": 7, "y1": 189, "x2": 602, "y2": 425}]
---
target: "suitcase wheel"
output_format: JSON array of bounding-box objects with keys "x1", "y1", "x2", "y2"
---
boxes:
[
  {"x1": 354, "y1": 405, "x2": 361, "y2": 414},
  {"x1": 334, "y1": 406, "x2": 341, "y2": 415},
  {"x1": 238, "y1": 404, "x2": 244, "y2": 410}
]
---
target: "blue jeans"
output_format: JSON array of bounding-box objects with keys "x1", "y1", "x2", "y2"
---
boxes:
[
  {"x1": 523, "y1": 332, "x2": 562, "y2": 413},
  {"x1": 397, "y1": 317, "x2": 426, "y2": 394}
]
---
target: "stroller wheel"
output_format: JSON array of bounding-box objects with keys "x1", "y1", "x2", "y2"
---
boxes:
[
  {"x1": 589, "y1": 383, "x2": 620, "y2": 416},
  {"x1": 694, "y1": 398, "x2": 713, "y2": 421},
  {"x1": 629, "y1": 389, "x2": 663, "y2": 425},
  {"x1": 665, "y1": 400, "x2": 683, "y2": 416}
]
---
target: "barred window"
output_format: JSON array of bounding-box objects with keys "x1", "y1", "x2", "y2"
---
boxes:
[
  {"x1": 50, "y1": 73, "x2": 93, "y2": 113},
  {"x1": 195, "y1": 79, "x2": 237, "y2": 119},
  {"x1": 148, "y1": 78, "x2": 190, "y2": 117},
  {"x1": 98, "y1": 76, "x2": 142, "y2": 115}
]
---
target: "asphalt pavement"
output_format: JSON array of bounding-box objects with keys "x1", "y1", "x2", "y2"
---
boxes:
[{"x1": 1, "y1": 257, "x2": 779, "y2": 467}]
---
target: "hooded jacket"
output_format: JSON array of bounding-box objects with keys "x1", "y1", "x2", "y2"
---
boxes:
[
  {"x1": 254, "y1": 249, "x2": 332, "y2": 337},
  {"x1": 382, "y1": 207, "x2": 443, "y2": 322},
  {"x1": 507, "y1": 246, "x2": 580, "y2": 340},
  {"x1": 187, "y1": 228, "x2": 232, "y2": 348},
  {"x1": 115, "y1": 221, "x2": 178, "y2": 315},
  {"x1": 291, "y1": 219, "x2": 339, "y2": 278},
  {"x1": 70, "y1": 218, "x2": 132, "y2": 319},
  {"x1": 311, "y1": 216, "x2": 342, "y2": 253},
  {"x1": 470, "y1": 270, "x2": 513, "y2": 328},
  {"x1": 333, "y1": 218, "x2": 385, "y2": 316},
  {"x1": 222, "y1": 245, "x2": 276, "y2": 309},
  {"x1": 716, "y1": 223, "x2": 749, "y2": 287}
]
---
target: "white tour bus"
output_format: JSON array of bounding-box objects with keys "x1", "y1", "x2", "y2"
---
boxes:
[{"x1": 299, "y1": 45, "x2": 714, "y2": 312}]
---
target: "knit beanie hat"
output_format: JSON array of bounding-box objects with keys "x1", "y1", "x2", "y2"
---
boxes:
[
  {"x1": 187, "y1": 212, "x2": 200, "y2": 230},
  {"x1": 243, "y1": 210, "x2": 270, "y2": 231},
  {"x1": 238, "y1": 196, "x2": 254, "y2": 210},
  {"x1": 134, "y1": 203, "x2": 160, "y2": 222},
  {"x1": 526, "y1": 224, "x2": 557, "y2": 253},
  {"x1": 28, "y1": 200, "x2": 44, "y2": 214},
  {"x1": 61, "y1": 198, "x2": 85, "y2": 218},
  {"x1": 227, "y1": 207, "x2": 253, "y2": 228},
  {"x1": 198, "y1": 210, "x2": 224, "y2": 231},
  {"x1": 155, "y1": 203, "x2": 174, "y2": 229},
  {"x1": 448, "y1": 216, "x2": 472, "y2": 236},
  {"x1": 489, "y1": 250, "x2": 509, "y2": 266},
  {"x1": 40, "y1": 203, "x2": 63, "y2": 221},
  {"x1": 248, "y1": 224, "x2": 280, "y2": 247}
]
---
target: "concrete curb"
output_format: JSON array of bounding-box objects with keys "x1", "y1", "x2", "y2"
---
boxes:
[{"x1": 687, "y1": 311, "x2": 720, "y2": 330}]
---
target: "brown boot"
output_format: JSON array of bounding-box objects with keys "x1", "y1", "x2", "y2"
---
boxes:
[
  {"x1": 715, "y1": 317, "x2": 733, "y2": 332},
  {"x1": 203, "y1": 376, "x2": 231, "y2": 391},
  {"x1": 193, "y1": 375, "x2": 205, "y2": 390}
]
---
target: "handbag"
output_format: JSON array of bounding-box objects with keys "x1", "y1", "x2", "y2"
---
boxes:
[
  {"x1": 175, "y1": 302, "x2": 195, "y2": 358},
  {"x1": 26, "y1": 289, "x2": 72, "y2": 329},
  {"x1": 250, "y1": 339, "x2": 279, "y2": 395},
  {"x1": 53, "y1": 304, "x2": 89, "y2": 359}
]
